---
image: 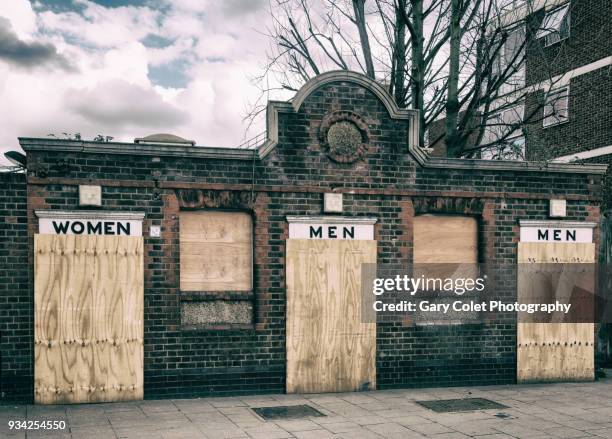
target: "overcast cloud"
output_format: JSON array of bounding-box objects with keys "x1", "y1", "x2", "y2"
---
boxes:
[
  {"x1": 65, "y1": 79, "x2": 189, "y2": 127},
  {"x1": 0, "y1": 0, "x2": 285, "y2": 163},
  {"x1": 0, "y1": 17, "x2": 73, "y2": 70}
]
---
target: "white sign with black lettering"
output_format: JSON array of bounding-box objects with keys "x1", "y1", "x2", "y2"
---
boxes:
[
  {"x1": 287, "y1": 216, "x2": 376, "y2": 240},
  {"x1": 36, "y1": 210, "x2": 144, "y2": 236},
  {"x1": 519, "y1": 220, "x2": 595, "y2": 243}
]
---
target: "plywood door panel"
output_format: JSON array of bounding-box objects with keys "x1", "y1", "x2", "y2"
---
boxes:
[
  {"x1": 517, "y1": 242, "x2": 595, "y2": 383},
  {"x1": 180, "y1": 211, "x2": 252, "y2": 291},
  {"x1": 286, "y1": 239, "x2": 376, "y2": 393},
  {"x1": 34, "y1": 234, "x2": 143, "y2": 404},
  {"x1": 99, "y1": 237, "x2": 144, "y2": 403}
]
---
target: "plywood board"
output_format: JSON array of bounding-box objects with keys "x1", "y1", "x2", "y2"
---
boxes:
[
  {"x1": 34, "y1": 234, "x2": 143, "y2": 404},
  {"x1": 286, "y1": 239, "x2": 376, "y2": 393},
  {"x1": 413, "y1": 215, "x2": 478, "y2": 283},
  {"x1": 180, "y1": 211, "x2": 252, "y2": 291},
  {"x1": 414, "y1": 215, "x2": 478, "y2": 263},
  {"x1": 517, "y1": 242, "x2": 595, "y2": 383}
]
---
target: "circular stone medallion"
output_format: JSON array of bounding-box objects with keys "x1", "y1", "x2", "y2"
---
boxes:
[{"x1": 319, "y1": 111, "x2": 369, "y2": 163}]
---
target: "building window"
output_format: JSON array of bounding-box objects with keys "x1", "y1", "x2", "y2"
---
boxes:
[
  {"x1": 179, "y1": 211, "x2": 253, "y2": 292},
  {"x1": 536, "y1": 4, "x2": 570, "y2": 47},
  {"x1": 179, "y1": 210, "x2": 254, "y2": 329},
  {"x1": 543, "y1": 86, "x2": 569, "y2": 127},
  {"x1": 413, "y1": 215, "x2": 481, "y2": 325},
  {"x1": 491, "y1": 25, "x2": 526, "y2": 92},
  {"x1": 481, "y1": 104, "x2": 525, "y2": 160}
]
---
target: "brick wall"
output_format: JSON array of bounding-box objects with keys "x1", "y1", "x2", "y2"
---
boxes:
[
  {"x1": 0, "y1": 172, "x2": 30, "y2": 402},
  {"x1": 521, "y1": 0, "x2": 612, "y2": 160},
  {"x1": 524, "y1": 68, "x2": 612, "y2": 160},
  {"x1": 525, "y1": 0, "x2": 612, "y2": 85},
  {"x1": 7, "y1": 79, "x2": 604, "y2": 400},
  {"x1": 583, "y1": 154, "x2": 612, "y2": 213}
]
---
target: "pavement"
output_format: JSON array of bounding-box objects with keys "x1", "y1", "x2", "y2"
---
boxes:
[{"x1": 2, "y1": 377, "x2": 612, "y2": 439}]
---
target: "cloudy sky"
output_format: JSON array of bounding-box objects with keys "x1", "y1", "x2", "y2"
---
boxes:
[{"x1": 0, "y1": 0, "x2": 288, "y2": 163}]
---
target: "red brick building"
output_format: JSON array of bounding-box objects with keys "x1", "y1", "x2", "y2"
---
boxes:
[{"x1": 0, "y1": 71, "x2": 606, "y2": 402}]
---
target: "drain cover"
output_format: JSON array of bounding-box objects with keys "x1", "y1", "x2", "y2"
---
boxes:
[
  {"x1": 252, "y1": 405, "x2": 326, "y2": 420},
  {"x1": 416, "y1": 398, "x2": 508, "y2": 413}
]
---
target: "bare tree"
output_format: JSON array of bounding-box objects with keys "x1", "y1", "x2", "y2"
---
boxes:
[
  {"x1": 353, "y1": 0, "x2": 376, "y2": 78},
  {"x1": 443, "y1": 0, "x2": 462, "y2": 151},
  {"x1": 252, "y1": 0, "x2": 585, "y2": 158}
]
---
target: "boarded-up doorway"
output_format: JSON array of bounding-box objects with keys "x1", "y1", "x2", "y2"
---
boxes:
[
  {"x1": 517, "y1": 242, "x2": 595, "y2": 382},
  {"x1": 286, "y1": 239, "x2": 376, "y2": 393},
  {"x1": 34, "y1": 234, "x2": 144, "y2": 404}
]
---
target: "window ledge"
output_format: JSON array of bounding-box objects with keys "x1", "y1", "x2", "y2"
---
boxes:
[
  {"x1": 181, "y1": 291, "x2": 254, "y2": 301},
  {"x1": 181, "y1": 323, "x2": 255, "y2": 332},
  {"x1": 543, "y1": 35, "x2": 569, "y2": 48},
  {"x1": 543, "y1": 118, "x2": 570, "y2": 129}
]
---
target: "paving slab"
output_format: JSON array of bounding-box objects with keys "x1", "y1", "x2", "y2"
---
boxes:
[
  {"x1": 292, "y1": 429, "x2": 336, "y2": 439},
  {"x1": 1, "y1": 377, "x2": 611, "y2": 438},
  {"x1": 406, "y1": 421, "x2": 455, "y2": 435},
  {"x1": 321, "y1": 420, "x2": 363, "y2": 433},
  {"x1": 366, "y1": 421, "x2": 413, "y2": 435},
  {"x1": 272, "y1": 419, "x2": 321, "y2": 432}
]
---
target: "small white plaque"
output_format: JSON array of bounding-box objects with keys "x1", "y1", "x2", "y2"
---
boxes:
[
  {"x1": 324, "y1": 193, "x2": 343, "y2": 213},
  {"x1": 79, "y1": 185, "x2": 102, "y2": 207},
  {"x1": 549, "y1": 199, "x2": 566, "y2": 218},
  {"x1": 150, "y1": 225, "x2": 161, "y2": 238}
]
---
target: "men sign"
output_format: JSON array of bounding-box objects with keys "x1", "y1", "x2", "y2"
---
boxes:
[
  {"x1": 308, "y1": 225, "x2": 356, "y2": 239},
  {"x1": 287, "y1": 216, "x2": 376, "y2": 240},
  {"x1": 36, "y1": 210, "x2": 144, "y2": 236},
  {"x1": 536, "y1": 228, "x2": 577, "y2": 242},
  {"x1": 519, "y1": 220, "x2": 595, "y2": 243}
]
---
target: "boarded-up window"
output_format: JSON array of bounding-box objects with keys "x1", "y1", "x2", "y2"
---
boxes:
[
  {"x1": 413, "y1": 215, "x2": 479, "y2": 325},
  {"x1": 180, "y1": 211, "x2": 253, "y2": 291},
  {"x1": 414, "y1": 215, "x2": 478, "y2": 263}
]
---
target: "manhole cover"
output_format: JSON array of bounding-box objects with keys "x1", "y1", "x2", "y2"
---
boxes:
[
  {"x1": 416, "y1": 398, "x2": 508, "y2": 413},
  {"x1": 252, "y1": 405, "x2": 326, "y2": 420}
]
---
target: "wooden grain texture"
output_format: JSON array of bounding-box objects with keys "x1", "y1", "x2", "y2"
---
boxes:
[
  {"x1": 180, "y1": 211, "x2": 252, "y2": 291},
  {"x1": 413, "y1": 215, "x2": 478, "y2": 284},
  {"x1": 34, "y1": 234, "x2": 143, "y2": 404},
  {"x1": 517, "y1": 242, "x2": 595, "y2": 383},
  {"x1": 413, "y1": 215, "x2": 478, "y2": 263},
  {"x1": 286, "y1": 239, "x2": 376, "y2": 393}
]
